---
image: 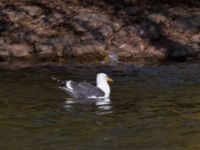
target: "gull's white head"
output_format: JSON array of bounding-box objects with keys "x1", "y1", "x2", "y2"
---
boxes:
[{"x1": 96, "y1": 73, "x2": 113, "y2": 98}]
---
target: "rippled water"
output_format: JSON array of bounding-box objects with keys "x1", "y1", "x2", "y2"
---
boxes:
[{"x1": 1, "y1": 64, "x2": 200, "y2": 150}]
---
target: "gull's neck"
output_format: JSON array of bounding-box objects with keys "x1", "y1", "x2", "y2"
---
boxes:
[{"x1": 96, "y1": 78, "x2": 110, "y2": 98}]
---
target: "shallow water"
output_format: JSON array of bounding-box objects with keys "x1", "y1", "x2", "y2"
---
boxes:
[{"x1": 1, "y1": 64, "x2": 200, "y2": 150}]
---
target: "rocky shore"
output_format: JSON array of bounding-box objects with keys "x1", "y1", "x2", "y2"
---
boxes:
[{"x1": 0, "y1": 0, "x2": 199, "y2": 65}]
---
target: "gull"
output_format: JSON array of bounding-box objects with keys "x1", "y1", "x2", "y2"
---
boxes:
[{"x1": 52, "y1": 73, "x2": 113, "y2": 99}]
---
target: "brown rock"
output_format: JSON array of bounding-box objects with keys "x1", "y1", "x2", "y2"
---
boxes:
[
  {"x1": 173, "y1": 17, "x2": 199, "y2": 34},
  {"x1": 68, "y1": 42, "x2": 105, "y2": 57},
  {"x1": 188, "y1": 43, "x2": 200, "y2": 53},
  {"x1": 148, "y1": 13, "x2": 168, "y2": 24},
  {"x1": 72, "y1": 10, "x2": 112, "y2": 35},
  {"x1": 117, "y1": 49, "x2": 133, "y2": 59},
  {"x1": 169, "y1": 35, "x2": 189, "y2": 45},
  {"x1": 35, "y1": 44, "x2": 56, "y2": 60},
  {"x1": 19, "y1": 5, "x2": 43, "y2": 17},
  {"x1": 26, "y1": 33, "x2": 40, "y2": 44},
  {"x1": 0, "y1": 1, "x2": 199, "y2": 64},
  {"x1": 0, "y1": 45, "x2": 10, "y2": 61},
  {"x1": 147, "y1": 46, "x2": 166, "y2": 61},
  {"x1": 98, "y1": 25, "x2": 113, "y2": 39},
  {"x1": 47, "y1": 35, "x2": 75, "y2": 57},
  {"x1": 3, "y1": 6, "x2": 27, "y2": 22},
  {"x1": 119, "y1": 43, "x2": 134, "y2": 52},
  {"x1": 0, "y1": 38, "x2": 10, "y2": 60},
  {"x1": 34, "y1": 27, "x2": 55, "y2": 36},
  {"x1": 75, "y1": 11, "x2": 110, "y2": 25},
  {"x1": 117, "y1": 43, "x2": 141, "y2": 58},
  {"x1": 190, "y1": 34, "x2": 200, "y2": 43},
  {"x1": 9, "y1": 44, "x2": 32, "y2": 59},
  {"x1": 80, "y1": 33, "x2": 95, "y2": 41}
]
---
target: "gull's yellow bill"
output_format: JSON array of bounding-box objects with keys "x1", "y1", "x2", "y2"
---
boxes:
[{"x1": 107, "y1": 77, "x2": 113, "y2": 83}]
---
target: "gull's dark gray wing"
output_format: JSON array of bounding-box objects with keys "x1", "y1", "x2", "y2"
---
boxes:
[
  {"x1": 52, "y1": 77, "x2": 105, "y2": 98},
  {"x1": 69, "y1": 81, "x2": 105, "y2": 98}
]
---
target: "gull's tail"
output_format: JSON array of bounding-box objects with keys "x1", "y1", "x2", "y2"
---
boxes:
[{"x1": 51, "y1": 77, "x2": 66, "y2": 87}]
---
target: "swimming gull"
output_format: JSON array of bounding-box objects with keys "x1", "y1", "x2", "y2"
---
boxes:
[{"x1": 52, "y1": 73, "x2": 113, "y2": 99}]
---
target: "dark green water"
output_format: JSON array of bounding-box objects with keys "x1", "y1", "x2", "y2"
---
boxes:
[{"x1": 1, "y1": 64, "x2": 200, "y2": 150}]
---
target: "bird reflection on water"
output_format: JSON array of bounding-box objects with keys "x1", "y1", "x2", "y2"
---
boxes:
[{"x1": 63, "y1": 98, "x2": 112, "y2": 115}]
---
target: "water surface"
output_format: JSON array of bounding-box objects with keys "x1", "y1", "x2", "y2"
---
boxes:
[{"x1": 1, "y1": 64, "x2": 200, "y2": 150}]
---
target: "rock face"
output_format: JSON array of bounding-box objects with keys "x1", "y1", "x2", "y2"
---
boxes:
[
  {"x1": 9, "y1": 44, "x2": 32, "y2": 59},
  {"x1": 0, "y1": 1, "x2": 199, "y2": 64}
]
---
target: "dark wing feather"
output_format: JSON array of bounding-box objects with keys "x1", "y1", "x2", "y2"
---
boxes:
[
  {"x1": 70, "y1": 81, "x2": 105, "y2": 98},
  {"x1": 79, "y1": 81, "x2": 95, "y2": 89},
  {"x1": 79, "y1": 81, "x2": 105, "y2": 96},
  {"x1": 53, "y1": 76, "x2": 105, "y2": 98}
]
